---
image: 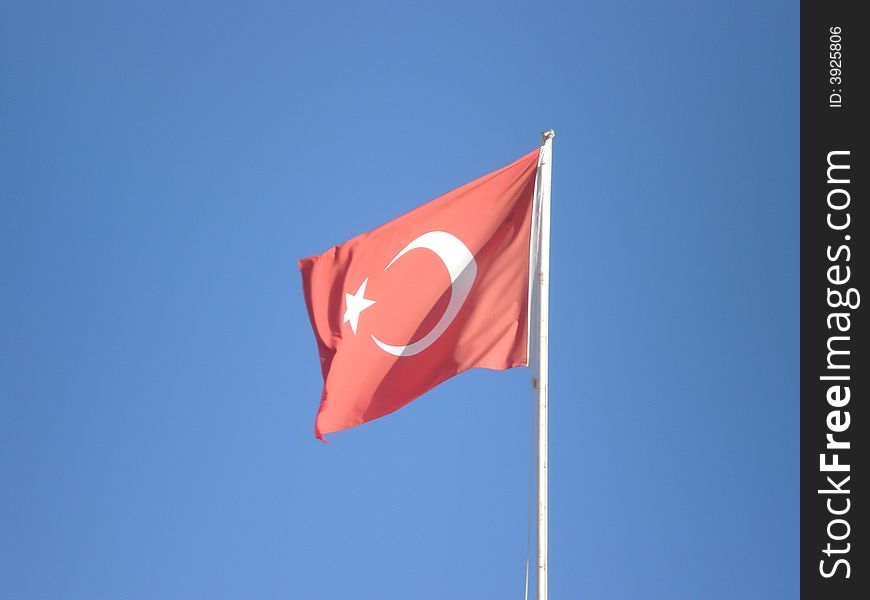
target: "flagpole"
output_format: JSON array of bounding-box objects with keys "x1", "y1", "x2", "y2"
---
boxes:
[{"x1": 536, "y1": 129, "x2": 554, "y2": 600}]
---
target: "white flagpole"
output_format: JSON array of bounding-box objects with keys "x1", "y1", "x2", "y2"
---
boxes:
[{"x1": 536, "y1": 129, "x2": 554, "y2": 600}]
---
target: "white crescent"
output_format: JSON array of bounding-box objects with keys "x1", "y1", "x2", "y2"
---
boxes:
[{"x1": 371, "y1": 231, "x2": 477, "y2": 357}]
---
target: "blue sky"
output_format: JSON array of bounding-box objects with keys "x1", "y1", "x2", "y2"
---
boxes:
[{"x1": 1, "y1": 1, "x2": 798, "y2": 598}]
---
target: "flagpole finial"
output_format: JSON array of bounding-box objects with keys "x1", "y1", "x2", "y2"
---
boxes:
[{"x1": 541, "y1": 129, "x2": 555, "y2": 142}]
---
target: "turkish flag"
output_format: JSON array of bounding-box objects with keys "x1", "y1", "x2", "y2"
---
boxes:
[{"x1": 299, "y1": 148, "x2": 540, "y2": 439}]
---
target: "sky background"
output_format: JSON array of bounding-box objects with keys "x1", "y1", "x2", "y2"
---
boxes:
[{"x1": 1, "y1": 1, "x2": 798, "y2": 598}]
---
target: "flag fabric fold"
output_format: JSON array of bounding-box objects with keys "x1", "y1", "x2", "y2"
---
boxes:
[{"x1": 299, "y1": 148, "x2": 541, "y2": 439}]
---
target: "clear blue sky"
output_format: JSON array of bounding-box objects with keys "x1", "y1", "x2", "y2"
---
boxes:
[{"x1": 1, "y1": 1, "x2": 798, "y2": 598}]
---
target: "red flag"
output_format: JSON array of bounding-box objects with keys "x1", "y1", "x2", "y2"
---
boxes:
[{"x1": 299, "y1": 148, "x2": 540, "y2": 439}]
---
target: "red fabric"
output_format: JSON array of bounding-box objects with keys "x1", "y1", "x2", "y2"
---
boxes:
[{"x1": 299, "y1": 149, "x2": 540, "y2": 439}]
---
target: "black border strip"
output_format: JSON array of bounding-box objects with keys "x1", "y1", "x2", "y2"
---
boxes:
[{"x1": 801, "y1": 3, "x2": 868, "y2": 596}]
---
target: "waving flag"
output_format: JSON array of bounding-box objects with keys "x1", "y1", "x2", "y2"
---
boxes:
[{"x1": 299, "y1": 148, "x2": 541, "y2": 439}]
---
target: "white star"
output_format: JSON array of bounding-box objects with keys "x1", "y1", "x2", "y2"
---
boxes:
[{"x1": 343, "y1": 278, "x2": 376, "y2": 335}]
